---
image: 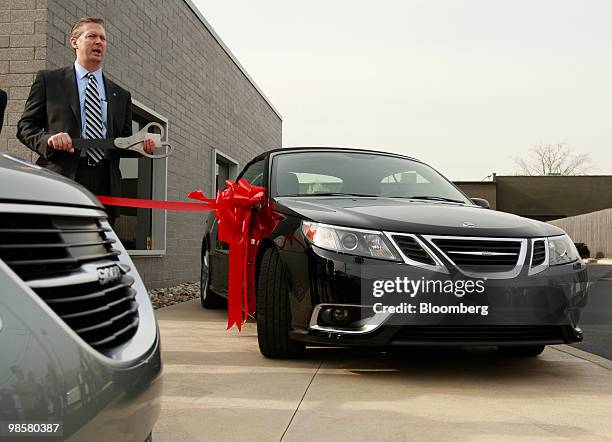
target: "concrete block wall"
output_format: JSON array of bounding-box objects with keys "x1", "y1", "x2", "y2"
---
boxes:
[
  {"x1": 0, "y1": 0, "x2": 282, "y2": 288},
  {"x1": 0, "y1": 0, "x2": 48, "y2": 160}
]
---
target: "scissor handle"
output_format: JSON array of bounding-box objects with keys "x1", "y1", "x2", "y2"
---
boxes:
[
  {"x1": 139, "y1": 142, "x2": 173, "y2": 159},
  {"x1": 142, "y1": 122, "x2": 165, "y2": 139}
]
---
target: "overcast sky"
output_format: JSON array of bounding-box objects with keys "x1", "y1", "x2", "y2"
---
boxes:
[{"x1": 192, "y1": 0, "x2": 611, "y2": 180}]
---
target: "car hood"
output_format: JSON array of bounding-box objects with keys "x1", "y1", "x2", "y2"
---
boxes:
[
  {"x1": 274, "y1": 196, "x2": 564, "y2": 238},
  {"x1": 0, "y1": 154, "x2": 103, "y2": 208}
]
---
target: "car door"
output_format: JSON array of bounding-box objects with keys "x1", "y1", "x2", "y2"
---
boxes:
[{"x1": 208, "y1": 158, "x2": 267, "y2": 296}]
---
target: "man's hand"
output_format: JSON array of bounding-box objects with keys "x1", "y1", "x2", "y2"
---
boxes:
[
  {"x1": 143, "y1": 137, "x2": 156, "y2": 154},
  {"x1": 48, "y1": 132, "x2": 74, "y2": 153}
]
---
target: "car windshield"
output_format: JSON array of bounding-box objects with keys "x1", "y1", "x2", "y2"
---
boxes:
[{"x1": 271, "y1": 151, "x2": 471, "y2": 204}]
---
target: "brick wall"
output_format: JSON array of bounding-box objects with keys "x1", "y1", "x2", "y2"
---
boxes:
[
  {"x1": 0, "y1": 0, "x2": 48, "y2": 160},
  {"x1": 0, "y1": 0, "x2": 282, "y2": 288}
]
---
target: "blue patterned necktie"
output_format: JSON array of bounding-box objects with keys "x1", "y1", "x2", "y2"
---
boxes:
[{"x1": 84, "y1": 73, "x2": 105, "y2": 164}]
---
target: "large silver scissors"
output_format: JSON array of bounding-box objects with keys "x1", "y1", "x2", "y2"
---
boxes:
[{"x1": 114, "y1": 122, "x2": 173, "y2": 159}]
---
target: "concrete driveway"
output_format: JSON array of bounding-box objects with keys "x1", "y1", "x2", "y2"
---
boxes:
[{"x1": 153, "y1": 300, "x2": 612, "y2": 442}]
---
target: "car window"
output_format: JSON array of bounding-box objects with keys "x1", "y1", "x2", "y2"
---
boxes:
[
  {"x1": 271, "y1": 151, "x2": 471, "y2": 203},
  {"x1": 292, "y1": 173, "x2": 343, "y2": 195},
  {"x1": 380, "y1": 171, "x2": 432, "y2": 197},
  {"x1": 240, "y1": 159, "x2": 265, "y2": 187}
]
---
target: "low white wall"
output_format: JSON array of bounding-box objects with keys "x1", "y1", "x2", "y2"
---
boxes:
[{"x1": 549, "y1": 208, "x2": 612, "y2": 258}]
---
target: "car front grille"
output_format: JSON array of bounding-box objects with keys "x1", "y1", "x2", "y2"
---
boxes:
[
  {"x1": 532, "y1": 240, "x2": 546, "y2": 266},
  {"x1": 0, "y1": 213, "x2": 120, "y2": 280},
  {"x1": 393, "y1": 325, "x2": 565, "y2": 343},
  {"x1": 429, "y1": 237, "x2": 523, "y2": 268},
  {"x1": 0, "y1": 212, "x2": 139, "y2": 352},
  {"x1": 390, "y1": 235, "x2": 435, "y2": 265}
]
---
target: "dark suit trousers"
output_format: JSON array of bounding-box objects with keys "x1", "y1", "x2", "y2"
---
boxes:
[{"x1": 75, "y1": 158, "x2": 117, "y2": 226}]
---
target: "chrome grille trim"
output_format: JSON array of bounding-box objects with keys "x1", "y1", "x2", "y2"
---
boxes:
[
  {"x1": 88, "y1": 317, "x2": 140, "y2": 347},
  {"x1": 529, "y1": 238, "x2": 549, "y2": 276},
  {"x1": 5, "y1": 251, "x2": 121, "y2": 267},
  {"x1": 74, "y1": 303, "x2": 139, "y2": 334},
  {"x1": 27, "y1": 261, "x2": 131, "y2": 289},
  {"x1": 308, "y1": 303, "x2": 390, "y2": 335},
  {"x1": 423, "y1": 235, "x2": 528, "y2": 279},
  {"x1": 385, "y1": 232, "x2": 448, "y2": 274},
  {"x1": 44, "y1": 279, "x2": 134, "y2": 304},
  {"x1": 0, "y1": 203, "x2": 107, "y2": 218}
]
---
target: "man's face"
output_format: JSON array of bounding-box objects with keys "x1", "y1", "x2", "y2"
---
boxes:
[{"x1": 71, "y1": 22, "x2": 106, "y2": 66}]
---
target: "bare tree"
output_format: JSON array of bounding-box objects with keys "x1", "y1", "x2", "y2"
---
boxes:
[{"x1": 513, "y1": 142, "x2": 593, "y2": 175}]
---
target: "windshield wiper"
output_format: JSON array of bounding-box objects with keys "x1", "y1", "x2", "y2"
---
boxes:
[
  {"x1": 407, "y1": 195, "x2": 466, "y2": 204},
  {"x1": 279, "y1": 192, "x2": 378, "y2": 198},
  {"x1": 311, "y1": 192, "x2": 378, "y2": 197}
]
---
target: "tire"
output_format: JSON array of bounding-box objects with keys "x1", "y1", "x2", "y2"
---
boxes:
[
  {"x1": 498, "y1": 345, "x2": 546, "y2": 357},
  {"x1": 200, "y1": 248, "x2": 226, "y2": 309},
  {"x1": 256, "y1": 247, "x2": 305, "y2": 359}
]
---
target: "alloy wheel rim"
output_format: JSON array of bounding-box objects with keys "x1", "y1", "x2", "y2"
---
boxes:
[{"x1": 201, "y1": 250, "x2": 210, "y2": 300}]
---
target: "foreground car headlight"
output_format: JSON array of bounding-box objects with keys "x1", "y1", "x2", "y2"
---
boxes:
[
  {"x1": 302, "y1": 221, "x2": 401, "y2": 261},
  {"x1": 548, "y1": 234, "x2": 580, "y2": 266}
]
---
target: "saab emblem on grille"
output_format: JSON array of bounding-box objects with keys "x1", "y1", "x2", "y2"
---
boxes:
[
  {"x1": 462, "y1": 222, "x2": 476, "y2": 227},
  {"x1": 97, "y1": 265, "x2": 122, "y2": 285}
]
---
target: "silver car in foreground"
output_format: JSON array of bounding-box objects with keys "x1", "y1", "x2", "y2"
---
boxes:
[{"x1": 0, "y1": 154, "x2": 161, "y2": 441}]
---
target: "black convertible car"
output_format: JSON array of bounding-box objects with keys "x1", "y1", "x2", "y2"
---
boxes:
[{"x1": 200, "y1": 148, "x2": 587, "y2": 358}]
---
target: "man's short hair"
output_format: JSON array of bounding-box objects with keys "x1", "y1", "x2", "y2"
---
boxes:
[{"x1": 70, "y1": 17, "x2": 105, "y2": 40}]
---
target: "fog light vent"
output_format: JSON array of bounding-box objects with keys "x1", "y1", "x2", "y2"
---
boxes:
[{"x1": 321, "y1": 307, "x2": 351, "y2": 326}]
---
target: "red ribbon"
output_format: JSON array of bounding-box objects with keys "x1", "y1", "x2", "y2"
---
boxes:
[{"x1": 98, "y1": 178, "x2": 278, "y2": 331}]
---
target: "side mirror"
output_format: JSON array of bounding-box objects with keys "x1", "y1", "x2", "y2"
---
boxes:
[{"x1": 471, "y1": 198, "x2": 490, "y2": 209}]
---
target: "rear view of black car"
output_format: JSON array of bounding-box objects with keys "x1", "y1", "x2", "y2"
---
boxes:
[{"x1": 201, "y1": 148, "x2": 588, "y2": 358}]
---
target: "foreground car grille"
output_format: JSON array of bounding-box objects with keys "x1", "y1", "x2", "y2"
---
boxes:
[
  {"x1": 0, "y1": 212, "x2": 139, "y2": 351},
  {"x1": 0, "y1": 213, "x2": 119, "y2": 280},
  {"x1": 394, "y1": 325, "x2": 565, "y2": 343},
  {"x1": 430, "y1": 238, "x2": 522, "y2": 268}
]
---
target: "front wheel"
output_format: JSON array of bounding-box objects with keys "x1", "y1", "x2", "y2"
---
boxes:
[
  {"x1": 498, "y1": 345, "x2": 546, "y2": 357},
  {"x1": 256, "y1": 247, "x2": 305, "y2": 359}
]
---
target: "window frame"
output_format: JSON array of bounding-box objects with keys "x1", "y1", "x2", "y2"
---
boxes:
[
  {"x1": 124, "y1": 99, "x2": 168, "y2": 257},
  {"x1": 212, "y1": 149, "x2": 239, "y2": 195},
  {"x1": 211, "y1": 149, "x2": 240, "y2": 251}
]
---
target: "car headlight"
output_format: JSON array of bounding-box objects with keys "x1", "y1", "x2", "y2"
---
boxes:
[
  {"x1": 548, "y1": 234, "x2": 580, "y2": 266},
  {"x1": 302, "y1": 221, "x2": 401, "y2": 261}
]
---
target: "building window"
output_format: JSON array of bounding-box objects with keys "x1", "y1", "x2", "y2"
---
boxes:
[
  {"x1": 213, "y1": 149, "x2": 239, "y2": 193},
  {"x1": 115, "y1": 100, "x2": 168, "y2": 255},
  {"x1": 211, "y1": 149, "x2": 239, "y2": 251}
]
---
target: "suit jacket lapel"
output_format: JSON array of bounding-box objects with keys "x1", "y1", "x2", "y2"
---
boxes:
[
  {"x1": 63, "y1": 66, "x2": 81, "y2": 133},
  {"x1": 103, "y1": 74, "x2": 118, "y2": 138}
]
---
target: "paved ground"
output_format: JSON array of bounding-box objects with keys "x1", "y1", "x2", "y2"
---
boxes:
[{"x1": 153, "y1": 299, "x2": 612, "y2": 442}]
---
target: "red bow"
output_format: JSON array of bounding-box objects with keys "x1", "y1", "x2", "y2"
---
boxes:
[
  {"x1": 188, "y1": 179, "x2": 278, "y2": 330},
  {"x1": 99, "y1": 179, "x2": 277, "y2": 331}
]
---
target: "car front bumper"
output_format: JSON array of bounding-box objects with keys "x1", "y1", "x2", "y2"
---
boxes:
[{"x1": 282, "y1": 245, "x2": 587, "y2": 347}]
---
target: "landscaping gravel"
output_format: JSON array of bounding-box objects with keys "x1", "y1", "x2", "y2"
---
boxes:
[{"x1": 149, "y1": 282, "x2": 200, "y2": 309}]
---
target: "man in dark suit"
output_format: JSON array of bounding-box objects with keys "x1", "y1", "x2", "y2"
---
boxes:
[
  {"x1": 0, "y1": 88, "x2": 6, "y2": 133},
  {"x1": 16, "y1": 17, "x2": 153, "y2": 223}
]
